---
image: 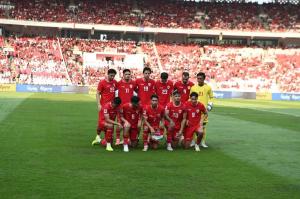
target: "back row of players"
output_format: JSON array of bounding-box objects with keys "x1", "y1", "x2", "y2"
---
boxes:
[{"x1": 92, "y1": 67, "x2": 214, "y2": 152}]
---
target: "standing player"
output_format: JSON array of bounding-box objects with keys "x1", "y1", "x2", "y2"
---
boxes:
[
  {"x1": 92, "y1": 69, "x2": 117, "y2": 145},
  {"x1": 135, "y1": 67, "x2": 156, "y2": 107},
  {"x1": 117, "y1": 69, "x2": 136, "y2": 105},
  {"x1": 184, "y1": 92, "x2": 208, "y2": 151},
  {"x1": 165, "y1": 90, "x2": 187, "y2": 151},
  {"x1": 190, "y1": 72, "x2": 214, "y2": 148},
  {"x1": 155, "y1": 72, "x2": 174, "y2": 108},
  {"x1": 120, "y1": 96, "x2": 142, "y2": 152},
  {"x1": 98, "y1": 97, "x2": 122, "y2": 152},
  {"x1": 173, "y1": 72, "x2": 194, "y2": 104},
  {"x1": 142, "y1": 94, "x2": 166, "y2": 151},
  {"x1": 115, "y1": 69, "x2": 136, "y2": 144}
]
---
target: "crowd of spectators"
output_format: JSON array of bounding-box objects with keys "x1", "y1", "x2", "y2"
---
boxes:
[
  {"x1": 0, "y1": 36, "x2": 69, "y2": 85},
  {"x1": 0, "y1": 0, "x2": 299, "y2": 32},
  {"x1": 156, "y1": 43, "x2": 299, "y2": 93},
  {"x1": 1, "y1": 36, "x2": 299, "y2": 93}
]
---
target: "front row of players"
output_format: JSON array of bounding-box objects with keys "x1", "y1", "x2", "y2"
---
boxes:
[{"x1": 93, "y1": 91, "x2": 208, "y2": 152}]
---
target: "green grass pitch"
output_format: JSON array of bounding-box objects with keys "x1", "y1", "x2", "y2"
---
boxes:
[{"x1": 0, "y1": 92, "x2": 299, "y2": 199}]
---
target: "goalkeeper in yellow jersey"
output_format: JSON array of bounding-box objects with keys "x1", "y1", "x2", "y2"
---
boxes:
[{"x1": 190, "y1": 72, "x2": 214, "y2": 148}]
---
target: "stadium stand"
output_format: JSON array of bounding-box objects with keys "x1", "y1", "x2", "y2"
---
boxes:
[
  {"x1": 1, "y1": 35, "x2": 299, "y2": 92},
  {"x1": 0, "y1": 0, "x2": 299, "y2": 93},
  {"x1": 0, "y1": 36, "x2": 69, "y2": 85},
  {"x1": 0, "y1": 0, "x2": 299, "y2": 31}
]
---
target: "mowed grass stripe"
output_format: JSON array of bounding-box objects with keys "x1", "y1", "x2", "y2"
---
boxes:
[
  {"x1": 0, "y1": 92, "x2": 32, "y2": 121},
  {"x1": 0, "y1": 93, "x2": 300, "y2": 198},
  {"x1": 212, "y1": 105, "x2": 300, "y2": 132},
  {"x1": 208, "y1": 113, "x2": 300, "y2": 182}
]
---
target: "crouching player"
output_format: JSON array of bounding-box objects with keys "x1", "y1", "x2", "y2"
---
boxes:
[
  {"x1": 184, "y1": 92, "x2": 208, "y2": 151},
  {"x1": 120, "y1": 96, "x2": 142, "y2": 152},
  {"x1": 164, "y1": 90, "x2": 187, "y2": 151},
  {"x1": 97, "y1": 97, "x2": 122, "y2": 152},
  {"x1": 142, "y1": 94, "x2": 166, "y2": 151}
]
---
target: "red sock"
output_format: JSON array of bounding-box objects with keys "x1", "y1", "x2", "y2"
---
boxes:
[
  {"x1": 100, "y1": 139, "x2": 107, "y2": 146},
  {"x1": 123, "y1": 134, "x2": 129, "y2": 145},
  {"x1": 143, "y1": 131, "x2": 149, "y2": 146},
  {"x1": 196, "y1": 133, "x2": 203, "y2": 145},
  {"x1": 116, "y1": 129, "x2": 120, "y2": 140},
  {"x1": 167, "y1": 130, "x2": 173, "y2": 144},
  {"x1": 105, "y1": 129, "x2": 113, "y2": 143}
]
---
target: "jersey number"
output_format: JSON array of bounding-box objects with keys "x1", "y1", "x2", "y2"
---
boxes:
[{"x1": 173, "y1": 112, "x2": 179, "y2": 118}]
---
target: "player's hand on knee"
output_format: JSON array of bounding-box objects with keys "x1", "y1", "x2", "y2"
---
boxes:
[{"x1": 124, "y1": 121, "x2": 131, "y2": 128}]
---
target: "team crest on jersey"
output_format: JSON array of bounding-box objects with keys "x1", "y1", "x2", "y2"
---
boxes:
[
  {"x1": 148, "y1": 83, "x2": 151, "y2": 86},
  {"x1": 130, "y1": 84, "x2": 133, "y2": 88},
  {"x1": 167, "y1": 86, "x2": 170, "y2": 89},
  {"x1": 188, "y1": 86, "x2": 190, "y2": 89},
  {"x1": 104, "y1": 109, "x2": 108, "y2": 114},
  {"x1": 196, "y1": 109, "x2": 199, "y2": 113},
  {"x1": 179, "y1": 110, "x2": 182, "y2": 113}
]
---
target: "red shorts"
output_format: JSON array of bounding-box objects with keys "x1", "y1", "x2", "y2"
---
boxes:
[
  {"x1": 166, "y1": 126, "x2": 180, "y2": 140},
  {"x1": 129, "y1": 128, "x2": 139, "y2": 141},
  {"x1": 97, "y1": 120, "x2": 106, "y2": 130},
  {"x1": 184, "y1": 124, "x2": 200, "y2": 141}
]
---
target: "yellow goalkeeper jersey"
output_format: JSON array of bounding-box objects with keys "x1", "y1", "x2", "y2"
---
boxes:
[{"x1": 190, "y1": 83, "x2": 213, "y2": 107}]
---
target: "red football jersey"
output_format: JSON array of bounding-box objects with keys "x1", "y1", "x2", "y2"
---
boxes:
[
  {"x1": 99, "y1": 102, "x2": 120, "y2": 122},
  {"x1": 97, "y1": 79, "x2": 117, "y2": 106},
  {"x1": 120, "y1": 103, "x2": 142, "y2": 129},
  {"x1": 184, "y1": 101, "x2": 206, "y2": 125},
  {"x1": 143, "y1": 105, "x2": 165, "y2": 128},
  {"x1": 165, "y1": 102, "x2": 186, "y2": 129},
  {"x1": 135, "y1": 78, "x2": 156, "y2": 106},
  {"x1": 155, "y1": 80, "x2": 174, "y2": 107},
  {"x1": 117, "y1": 79, "x2": 136, "y2": 105},
  {"x1": 174, "y1": 81, "x2": 194, "y2": 103}
]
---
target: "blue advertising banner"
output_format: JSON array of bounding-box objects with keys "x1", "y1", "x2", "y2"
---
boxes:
[
  {"x1": 16, "y1": 84, "x2": 62, "y2": 93},
  {"x1": 272, "y1": 93, "x2": 300, "y2": 101},
  {"x1": 213, "y1": 91, "x2": 232, "y2": 99}
]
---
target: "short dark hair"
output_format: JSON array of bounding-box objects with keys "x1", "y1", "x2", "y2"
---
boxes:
[
  {"x1": 123, "y1": 69, "x2": 131, "y2": 74},
  {"x1": 172, "y1": 90, "x2": 181, "y2": 96},
  {"x1": 108, "y1": 69, "x2": 117, "y2": 75},
  {"x1": 143, "y1": 67, "x2": 152, "y2": 74},
  {"x1": 196, "y1": 72, "x2": 206, "y2": 79},
  {"x1": 190, "y1": 92, "x2": 198, "y2": 98},
  {"x1": 151, "y1": 94, "x2": 158, "y2": 100},
  {"x1": 131, "y1": 96, "x2": 140, "y2": 104},
  {"x1": 182, "y1": 72, "x2": 189, "y2": 77},
  {"x1": 113, "y1": 97, "x2": 122, "y2": 106},
  {"x1": 160, "y1": 72, "x2": 168, "y2": 80}
]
